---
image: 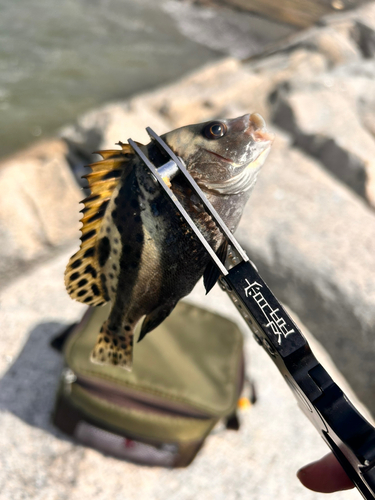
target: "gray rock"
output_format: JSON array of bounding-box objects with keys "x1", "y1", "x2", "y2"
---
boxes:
[
  {"x1": 2, "y1": 10, "x2": 375, "y2": 499},
  {"x1": 61, "y1": 100, "x2": 172, "y2": 159},
  {"x1": 236, "y1": 131, "x2": 375, "y2": 414},
  {"x1": 61, "y1": 97, "x2": 173, "y2": 189},
  {"x1": 0, "y1": 140, "x2": 82, "y2": 288},
  {"x1": 351, "y1": 1, "x2": 375, "y2": 57},
  {"x1": 2, "y1": 0, "x2": 375, "y2": 474},
  {"x1": 61, "y1": 5, "x2": 375, "y2": 206},
  {"x1": 268, "y1": 38, "x2": 375, "y2": 206},
  {"x1": 56, "y1": 12, "x2": 375, "y2": 417},
  {"x1": 271, "y1": 82, "x2": 375, "y2": 203},
  {"x1": 310, "y1": 28, "x2": 361, "y2": 65},
  {"x1": 240, "y1": 2, "x2": 375, "y2": 207},
  {"x1": 163, "y1": 0, "x2": 296, "y2": 59},
  {"x1": 199, "y1": 0, "x2": 365, "y2": 28},
  {"x1": 61, "y1": 58, "x2": 274, "y2": 149}
]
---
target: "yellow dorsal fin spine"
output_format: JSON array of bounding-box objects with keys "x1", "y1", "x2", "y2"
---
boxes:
[
  {"x1": 83, "y1": 169, "x2": 122, "y2": 183},
  {"x1": 64, "y1": 142, "x2": 142, "y2": 306},
  {"x1": 93, "y1": 149, "x2": 125, "y2": 160},
  {"x1": 88, "y1": 159, "x2": 126, "y2": 173}
]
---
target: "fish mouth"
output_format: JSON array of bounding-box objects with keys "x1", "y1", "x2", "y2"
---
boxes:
[
  {"x1": 203, "y1": 149, "x2": 232, "y2": 163},
  {"x1": 203, "y1": 145, "x2": 271, "y2": 195},
  {"x1": 247, "y1": 113, "x2": 275, "y2": 143}
]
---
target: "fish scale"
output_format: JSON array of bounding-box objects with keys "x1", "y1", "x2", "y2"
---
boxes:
[{"x1": 65, "y1": 114, "x2": 274, "y2": 370}]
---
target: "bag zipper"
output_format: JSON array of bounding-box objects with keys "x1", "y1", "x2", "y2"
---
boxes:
[{"x1": 62, "y1": 368, "x2": 213, "y2": 419}]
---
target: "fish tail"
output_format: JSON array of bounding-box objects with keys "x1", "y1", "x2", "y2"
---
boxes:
[{"x1": 90, "y1": 320, "x2": 134, "y2": 371}]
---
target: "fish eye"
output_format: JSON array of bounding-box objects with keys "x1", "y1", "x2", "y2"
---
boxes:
[{"x1": 203, "y1": 121, "x2": 227, "y2": 140}]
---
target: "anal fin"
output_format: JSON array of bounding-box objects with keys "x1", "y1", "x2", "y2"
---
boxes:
[{"x1": 203, "y1": 239, "x2": 228, "y2": 294}]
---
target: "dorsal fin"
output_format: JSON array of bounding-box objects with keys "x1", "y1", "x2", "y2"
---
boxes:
[{"x1": 64, "y1": 143, "x2": 142, "y2": 306}]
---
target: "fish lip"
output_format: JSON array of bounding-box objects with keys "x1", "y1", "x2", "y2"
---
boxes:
[
  {"x1": 203, "y1": 149, "x2": 233, "y2": 163},
  {"x1": 204, "y1": 139, "x2": 273, "y2": 168},
  {"x1": 202, "y1": 143, "x2": 272, "y2": 195},
  {"x1": 252, "y1": 131, "x2": 275, "y2": 143}
]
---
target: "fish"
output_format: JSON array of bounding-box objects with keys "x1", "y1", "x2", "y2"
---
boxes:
[{"x1": 65, "y1": 113, "x2": 273, "y2": 370}]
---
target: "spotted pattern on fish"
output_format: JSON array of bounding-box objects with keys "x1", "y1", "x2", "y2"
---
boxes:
[{"x1": 64, "y1": 145, "x2": 137, "y2": 306}]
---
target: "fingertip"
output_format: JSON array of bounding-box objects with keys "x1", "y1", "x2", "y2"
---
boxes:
[
  {"x1": 296, "y1": 466, "x2": 308, "y2": 484},
  {"x1": 297, "y1": 453, "x2": 354, "y2": 493}
]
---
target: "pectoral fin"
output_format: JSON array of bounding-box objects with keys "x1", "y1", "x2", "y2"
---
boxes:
[{"x1": 138, "y1": 303, "x2": 177, "y2": 343}]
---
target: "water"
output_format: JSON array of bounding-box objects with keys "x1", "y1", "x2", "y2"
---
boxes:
[{"x1": 0, "y1": 0, "x2": 294, "y2": 159}]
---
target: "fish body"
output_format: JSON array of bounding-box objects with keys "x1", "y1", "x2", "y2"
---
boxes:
[{"x1": 65, "y1": 114, "x2": 273, "y2": 370}]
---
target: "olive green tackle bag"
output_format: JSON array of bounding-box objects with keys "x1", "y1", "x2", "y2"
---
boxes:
[{"x1": 53, "y1": 301, "x2": 247, "y2": 467}]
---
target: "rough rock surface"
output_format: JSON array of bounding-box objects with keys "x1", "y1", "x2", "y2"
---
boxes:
[
  {"x1": 0, "y1": 140, "x2": 81, "y2": 287},
  {"x1": 60, "y1": 58, "x2": 269, "y2": 171},
  {"x1": 164, "y1": 0, "x2": 297, "y2": 59},
  {"x1": 191, "y1": 0, "x2": 370, "y2": 28},
  {"x1": 237, "y1": 131, "x2": 375, "y2": 411},
  {"x1": 2, "y1": 2, "x2": 375, "y2": 497},
  {"x1": 62, "y1": 2, "x2": 375, "y2": 206},
  {"x1": 270, "y1": 54, "x2": 375, "y2": 204},
  {"x1": 267, "y1": 2, "x2": 375, "y2": 206},
  {"x1": 56, "y1": 2, "x2": 375, "y2": 414}
]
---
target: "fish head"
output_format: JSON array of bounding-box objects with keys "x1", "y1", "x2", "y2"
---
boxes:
[{"x1": 162, "y1": 113, "x2": 274, "y2": 195}]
